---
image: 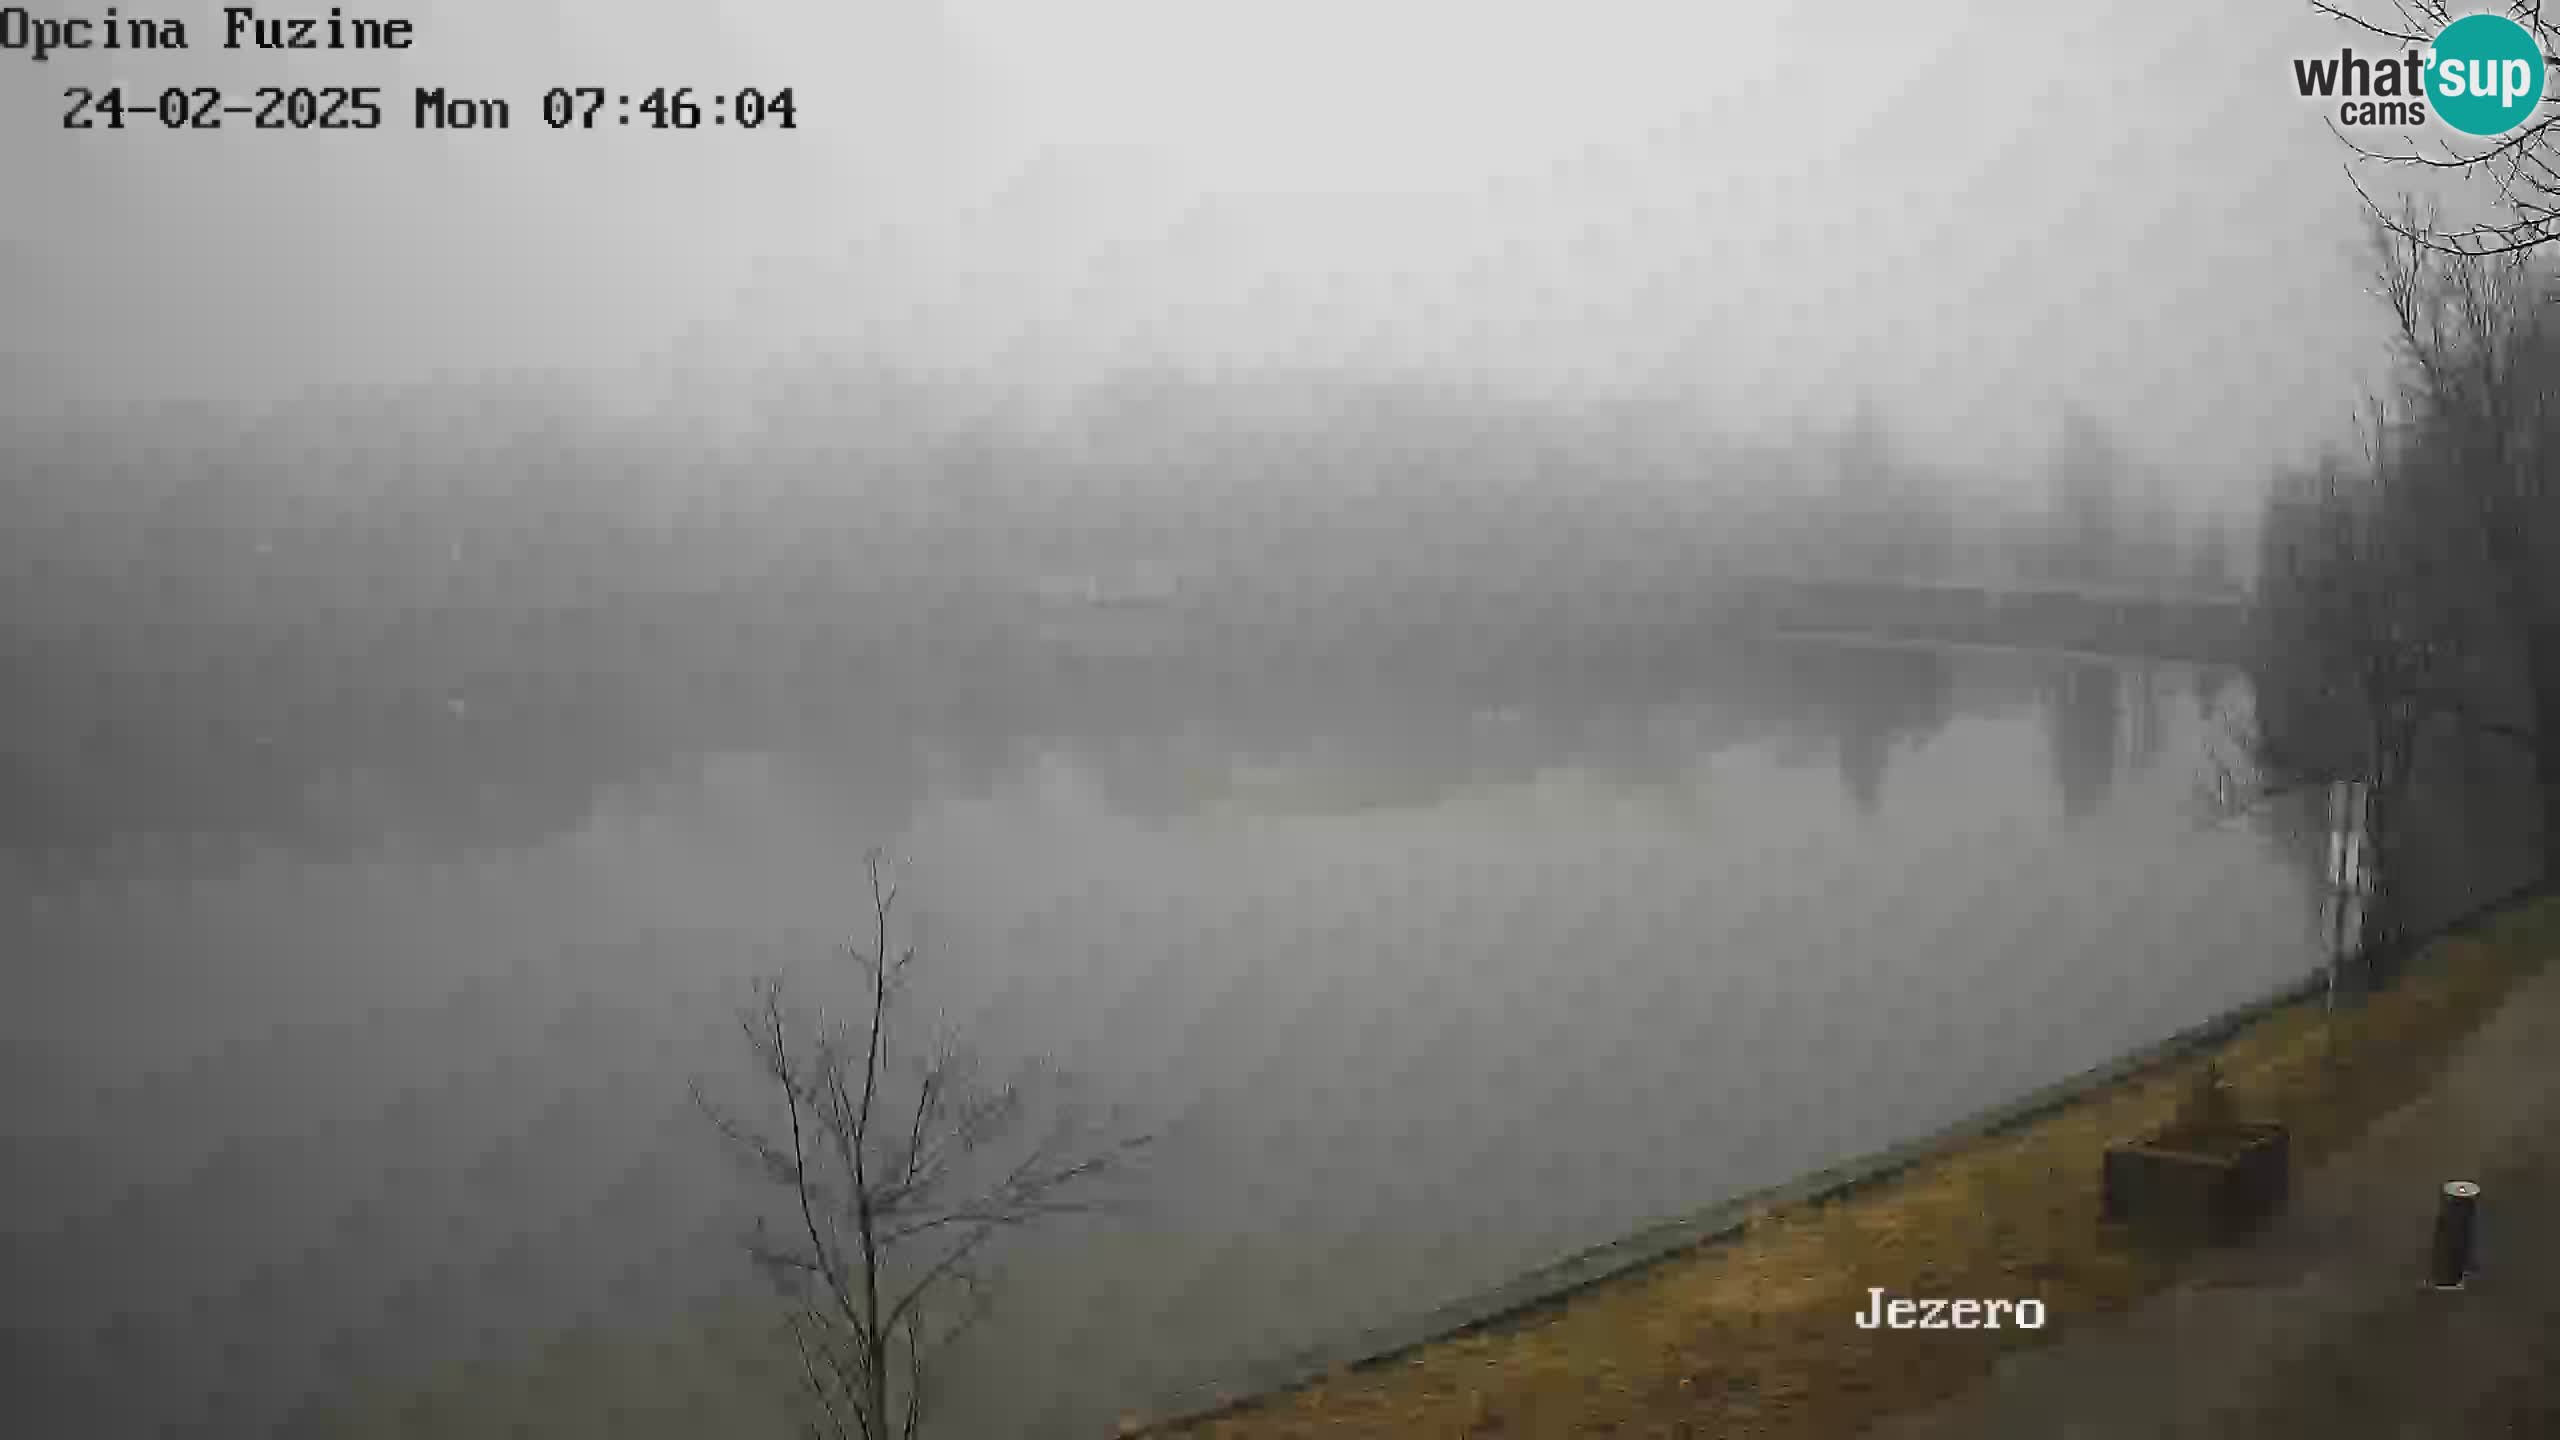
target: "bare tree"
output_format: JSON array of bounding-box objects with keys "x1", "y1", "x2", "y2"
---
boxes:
[
  {"x1": 2187, "y1": 508, "x2": 2238, "y2": 594},
  {"x1": 2051, "y1": 407, "x2": 2126, "y2": 585},
  {"x1": 2223, "y1": 429, "x2": 2442, "y2": 974},
  {"x1": 2367, "y1": 211, "x2": 2560, "y2": 877},
  {"x1": 2314, "y1": 1, "x2": 2560, "y2": 256},
  {"x1": 694, "y1": 851, "x2": 1149, "y2": 1440},
  {"x1": 2205, "y1": 210, "x2": 2560, "y2": 985}
]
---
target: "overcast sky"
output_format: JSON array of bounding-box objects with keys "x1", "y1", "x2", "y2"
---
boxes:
[{"x1": 1, "y1": 0, "x2": 2457, "y2": 497}]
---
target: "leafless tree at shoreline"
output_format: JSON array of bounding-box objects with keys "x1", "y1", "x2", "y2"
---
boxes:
[
  {"x1": 695, "y1": 851, "x2": 1150, "y2": 1440},
  {"x1": 2212, "y1": 207, "x2": 2560, "y2": 982},
  {"x1": 2314, "y1": 0, "x2": 2560, "y2": 256},
  {"x1": 2367, "y1": 209, "x2": 2560, "y2": 878}
]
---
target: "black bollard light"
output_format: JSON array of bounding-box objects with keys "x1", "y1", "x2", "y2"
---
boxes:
[{"x1": 2429, "y1": 1180, "x2": 2480, "y2": 1290}]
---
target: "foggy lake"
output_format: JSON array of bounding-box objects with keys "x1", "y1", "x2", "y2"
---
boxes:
[
  {"x1": 1, "y1": 634, "x2": 2336, "y2": 1438},
  {"x1": 21, "y1": 0, "x2": 2560, "y2": 1432}
]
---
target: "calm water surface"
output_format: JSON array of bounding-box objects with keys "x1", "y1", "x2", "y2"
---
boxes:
[{"x1": 3, "y1": 640, "x2": 2337, "y2": 1438}]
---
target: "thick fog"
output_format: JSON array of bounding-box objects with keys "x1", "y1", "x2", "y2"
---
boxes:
[
  {"x1": 13, "y1": 4, "x2": 2542, "y2": 1438},
  {"x1": 10, "y1": 0, "x2": 2397, "y2": 491}
]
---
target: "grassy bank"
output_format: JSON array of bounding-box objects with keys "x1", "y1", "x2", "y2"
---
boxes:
[{"x1": 1133, "y1": 894, "x2": 2560, "y2": 1439}]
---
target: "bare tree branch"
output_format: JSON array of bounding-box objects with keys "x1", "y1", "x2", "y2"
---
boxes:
[
  {"x1": 2239, "y1": 196, "x2": 2560, "y2": 964},
  {"x1": 695, "y1": 848, "x2": 1151, "y2": 1437},
  {"x1": 2308, "y1": 0, "x2": 2439, "y2": 47},
  {"x1": 2318, "y1": 1, "x2": 2560, "y2": 255}
]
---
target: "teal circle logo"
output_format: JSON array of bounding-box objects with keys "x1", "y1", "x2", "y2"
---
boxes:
[{"x1": 2430, "y1": 13, "x2": 2547, "y2": 136}]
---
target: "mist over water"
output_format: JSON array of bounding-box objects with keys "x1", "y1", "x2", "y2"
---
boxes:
[
  {"x1": 12, "y1": 1, "x2": 2530, "y2": 1433},
  {"x1": 4, "y1": 613, "x2": 2345, "y2": 1436}
]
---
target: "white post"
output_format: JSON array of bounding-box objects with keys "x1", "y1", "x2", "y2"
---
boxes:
[{"x1": 2324, "y1": 778, "x2": 2370, "y2": 1010}]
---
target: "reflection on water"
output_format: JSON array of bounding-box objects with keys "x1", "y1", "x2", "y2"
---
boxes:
[
  {"x1": 2030, "y1": 658, "x2": 2183, "y2": 825},
  {"x1": 5, "y1": 629, "x2": 2214, "y2": 870},
  {"x1": 1791, "y1": 643, "x2": 1958, "y2": 815},
  {"x1": 4, "y1": 639, "x2": 2348, "y2": 1439},
  {"x1": 2044, "y1": 661, "x2": 2122, "y2": 823}
]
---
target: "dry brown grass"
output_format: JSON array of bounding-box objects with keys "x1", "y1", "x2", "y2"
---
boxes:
[{"x1": 1138, "y1": 896, "x2": 2560, "y2": 1440}]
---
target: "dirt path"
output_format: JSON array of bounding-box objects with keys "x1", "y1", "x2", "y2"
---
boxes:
[{"x1": 1863, "y1": 956, "x2": 2560, "y2": 1440}]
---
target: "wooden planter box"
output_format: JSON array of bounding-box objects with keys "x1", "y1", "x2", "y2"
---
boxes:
[{"x1": 2101, "y1": 1121, "x2": 2290, "y2": 1241}]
